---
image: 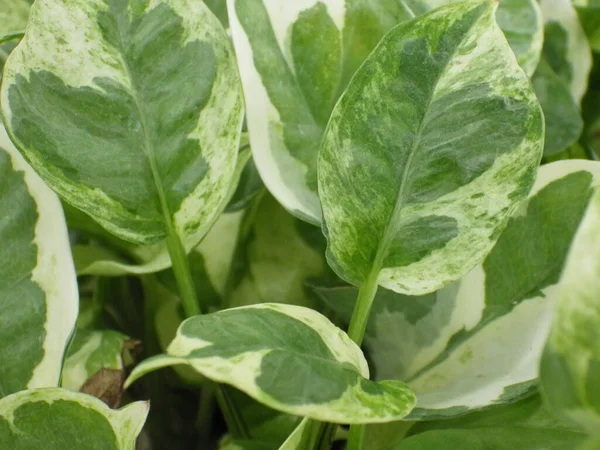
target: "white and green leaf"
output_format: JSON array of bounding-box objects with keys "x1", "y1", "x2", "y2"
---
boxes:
[
  {"x1": 228, "y1": 0, "x2": 414, "y2": 223},
  {"x1": 126, "y1": 304, "x2": 416, "y2": 423},
  {"x1": 1, "y1": 0, "x2": 244, "y2": 249},
  {"x1": 319, "y1": 0, "x2": 544, "y2": 295},
  {"x1": 61, "y1": 329, "x2": 132, "y2": 392},
  {"x1": 411, "y1": 0, "x2": 543, "y2": 76},
  {"x1": 0, "y1": 388, "x2": 148, "y2": 449},
  {"x1": 317, "y1": 160, "x2": 600, "y2": 419},
  {"x1": 541, "y1": 186, "x2": 600, "y2": 434},
  {"x1": 0, "y1": 125, "x2": 78, "y2": 397},
  {"x1": 540, "y1": 0, "x2": 592, "y2": 104}
]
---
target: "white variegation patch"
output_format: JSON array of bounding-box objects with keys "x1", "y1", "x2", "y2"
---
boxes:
[
  {"x1": 540, "y1": 0, "x2": 592, "y2": 103},
  {"x1": 0, "y1": 126, "x2": 78, "y2": 391}
]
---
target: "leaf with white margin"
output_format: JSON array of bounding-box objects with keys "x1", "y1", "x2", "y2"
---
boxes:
[
  {"x1": 1, "y1": 0, "x2": 244, "y2": 248},
  {"x1": 0, "y1": 388, "x2": 148, "y2": 449},
  {"x1": 540, "y1": 0, "x2": 592, "y2": 104},
  {"x1": 412, "y1": 0, "x2": 543, "y2": 77},
  {"x1": 125, "y1": 304, "x2": 416, "y2": 423},
  {"x1": 0, "y1": 125, "x2": 78, "y2": 397},
  {"x1": 532, "y1": 60, "x2": 583, "y2": 157},
  {"x1": 318, "y1": 0, "x2": 544, "y2": 296},
  {"x1": 541, "y1": 188, "x2": 600, "y2": 434},
  {"x1": 61, "y1": 329, "x2": 132, "y2": 392},
  {"x1": 228, "y1": 0, "x2": 414, "y2": 223},
  {"x1": 317, "y1": 160, "x2": 600, "y2": 419}
]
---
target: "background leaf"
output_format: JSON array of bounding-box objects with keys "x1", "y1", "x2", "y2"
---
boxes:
[
  {"x1": 0, "y1": 126, "x2": 78, "y2": 397},
  {"x1": 228, "y1": 0, "x2": 414, "y2": 223},
  {"x1": 541, "y1": 185, "x2": 600, "y2": 434}
]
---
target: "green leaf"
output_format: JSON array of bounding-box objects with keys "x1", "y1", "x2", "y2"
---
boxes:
[
  {"x1": 0, "y1": 388, "x2": 148, "y2": 449},
  {"x1": 317, "y1": 161, "x2": 600, "y2": 418},
  {"x1": 414, "y1": 0, "x2": 543, "y2": 76},
  {"x1": 394, "y1": 396, "x2": 585, "y2": 450},
  {"x1": 126, "y1": 304, "x2": 416, "y2": 423},
  {"x1": 540, "y1": 0, "x2": 592, "y2": 104},
  {"x1": 228, "y1": 194, "x2": 331, "y2": 309},
  {"x1": 541, "y1": 188, "x2": 600, "y2": 434},
  {"x1": 1, "y1": 0, "x2": 244, "y2": 248},
  {"x1": 318, "y1": 0, "x2": 544, "y2": 296},
  {"x1": 0, "y1": 126, "x2": 78, "y2": 397},
  {"x1": 572, "y1": 1, "x2": 600, "y2": 53},
  {"x1": 228, "y1": 0, "x2": 414, "y2": 223},
  {"x1": 61, "y1": 329, "x2": 132, "y2": 392},
  {"x1": 0, "y1": 0, "x2": 29, "y2": 39},
  {"x1": 532, "y1": 60, "x2": 584, "y2": 157}
]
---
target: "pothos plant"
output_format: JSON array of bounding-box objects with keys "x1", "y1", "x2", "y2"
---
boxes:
[{"x1": 1, "y1": 0, "x2": 600, "y2": 449}]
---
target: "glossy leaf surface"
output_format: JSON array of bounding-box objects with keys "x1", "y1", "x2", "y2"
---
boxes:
[
  {"x1": 319, "y1": 0, "x2": 544, "y2": 295},
  {"x1": 1, "y1": 0, "x2": 244, "y2": 247},
  {"x1": 0, "y1": 126, "x2": 78, "y2": 397},
  {"x1": 127, "y1": 304, "x2": 416, "y2": 423}
]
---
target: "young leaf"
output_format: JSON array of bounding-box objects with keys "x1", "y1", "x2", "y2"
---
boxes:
[
  {"x1": 0, "y1": 126, "x2": 78, "y2": 397},
  {"x1": 540, "y1": 0, "x2": 592, "y2": 104},
  {"x1": 411, "y1": 0, "x2": 543, "y2": 77},
  {"x1": 318, "y1": 0, "x2": 544, "y2": 295},
  {"x1": 541, "y1": 189, "x2": 600, "y2": 434},
  {"x1": 126, "y1": 304, "x2": 416, "y2": 423},
  {"x1": 1, "y1": 0, "x2": 244, "y2": 248},
  {"x1": 318, "y1": 161, "x2": 600, "y2": 419},
  {"x1": 61, "y1": 329, "x2": 135, "y2": 407},
  {"x1": 0, "y1": 388, "x2": 148, "y2": 449},
  {"x1": 227, "y1": 0, "x2": 414, "y2": 223}
]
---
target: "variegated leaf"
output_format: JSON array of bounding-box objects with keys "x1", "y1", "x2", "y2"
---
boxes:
[
  {"x1": 126, "y1": 304, "x2": 416, "y2": 423},
  {"x1": 0, "y1": 388, "x2": 148, "y2": 449},
  {"x1": 61, "y1": 329, "x2": 132, "y2": 393},
  {"x1": 1, "y1": 0, "x2": 244, "y2": 248},
  {"x1": 541, "y1": 188, "x2": 600, "y2": 434},
  {"x1": 540, "y1": 0, "x2": 592, "y2": 104},
  {"x1": 318, "y1": 161, "x2": 600, "y2": 419},
  {"x1": 228, "y1": 194, "x2": 330, "y2": 309},
  {"x1": 411, "y1": 0, "x2": 543, "y2": 76},
  {"x1": 0, "y1": 125, "x2": 78, "y2": 397},
  {"x1": 228, "y1": 0, "x2": 414, "y2": 223},
  {"x1": 319, "y1": 0, "x2": 544, "y2": 295}
]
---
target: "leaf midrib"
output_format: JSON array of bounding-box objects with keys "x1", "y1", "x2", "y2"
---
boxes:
[
  {"x1": 110, "y1": 10, "x2": 179, "y2": 239},
  {"x1": 370, "y1": 6, "x2": 485, "y2": 277}
]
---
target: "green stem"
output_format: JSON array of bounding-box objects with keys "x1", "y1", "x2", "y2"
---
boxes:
[
  {"x1": 214, "y1": 384, "x2": 250, "y2": 439},
  {"x1": 346, "y1": 424, "x2": 365, "y2": 450},
  {"x1": 164, "y1": 230, "x2": 201, "y2": 317},
  {"x1": 307, "y1": 271, "x2": 381, "y2": 450}
]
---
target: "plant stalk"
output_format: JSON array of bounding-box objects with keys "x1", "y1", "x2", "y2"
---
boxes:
[{"x1": 308, "y1": 270, "x2": 380, "y2": 450}]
